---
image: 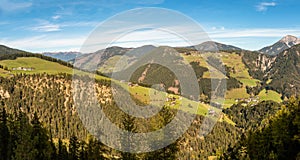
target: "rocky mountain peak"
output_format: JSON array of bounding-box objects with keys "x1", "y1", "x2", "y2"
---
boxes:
[
  {"x1": 259, "y1": 35, "x2": 300, "y2": 56},
  {"x1": 279, "y1": 35, "x2": 300, "y2": 47}
]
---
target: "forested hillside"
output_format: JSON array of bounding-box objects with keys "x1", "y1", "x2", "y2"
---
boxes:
[
  {"x1": 0, "y1": 73, "x2": 242, "y2": 159},
  {"x1": 1, "y1": 78, "x2": 299, "y2": 159},
  {"x1": 222, "y1": 98, "x2": 300, "y2": 160},
  {"x1": 267, "y1": 45, "x2": 300, "y2": 98},
  {"x1": 241, "y1": 44, "x2": 300, "y2": 99}
]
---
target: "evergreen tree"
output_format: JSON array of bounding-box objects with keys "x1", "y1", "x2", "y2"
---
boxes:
[
  {"x1": 146, "y1": 106, "x2": 178, "y2": 160},
  {"x1": 69, "y1": 134, "x2": 80, "y2": 160},
  {"x1": 121, "y1": 112, "x2": 137, "y2": 160},
  {"x1": 87, "y1": 136, "x2": 105, "y2": 160},
  {"x1": 79, "y1": 141, "x2": 87, "y2": 160},
  {"x1": 0, "y1": 107, "x2": 10, "y2": 160},
  {"x1": 13, "y1": 112, "x2": 36, "y2": 160},
  {"x1": 57, "y1": 138, "x2": 68, "y2": 160},
  {"x1": 31, "y1": 112, "x2": 52, "y2": 159},
  {"x1": 49, "y1": 138, "x2": 57, "y2": 160}
]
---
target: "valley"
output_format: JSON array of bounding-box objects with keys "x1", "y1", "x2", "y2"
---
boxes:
[{"x1": 0, "y1": 35, "x2": 299, "y2": 159}]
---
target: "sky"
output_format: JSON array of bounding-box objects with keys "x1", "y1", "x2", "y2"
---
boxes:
[{"x1": 0, "y1": 0, "x2": 300, "y2": 53}]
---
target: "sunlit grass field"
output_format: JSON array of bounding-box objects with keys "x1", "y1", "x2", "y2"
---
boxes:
[
  {"x1": 258, "y1": 89, "x2": 282, "y2": 103},
  {"x1": 0, "y1": 57, "x2": 73, "y2": 74}
]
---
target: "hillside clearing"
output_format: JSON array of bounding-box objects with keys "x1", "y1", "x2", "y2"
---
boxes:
[
  {"x1": 0, "y1": 57, "x2": 73, "y2": 74},
  {"x1": 258, "y1": 89, "x2": 282, "y2": 103},
  {"x1": 0, "y1": 56, "x2": 236, "y2": 124}
]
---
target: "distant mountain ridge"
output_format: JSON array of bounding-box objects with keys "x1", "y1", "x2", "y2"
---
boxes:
[
  {"x1": 192, "y1": 41, "x2": 242, "y2": 52},
  {"x1": 72, "y1": 46, "x2": 131, "y2": 70},
  {"x1": 43, "y1": 51, "x2": 82, "y2": 61},
  {"x1": 71, "y1": 41, "x2": 242, "y2": 70},
  {"x1": 259, "y1": 35, "x2": 300, "y2": 56}
]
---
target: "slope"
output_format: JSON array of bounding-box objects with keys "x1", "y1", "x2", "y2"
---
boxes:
[{"x1": 0, "y1": 57, "x2": 74, "y2": 74}]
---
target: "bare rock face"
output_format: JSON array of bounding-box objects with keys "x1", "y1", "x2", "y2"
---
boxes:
[
  {"x1": 256, "y1": 54, "x2": 276, "y2": 72},
  {"x1": 0, "y1": 88, "x2": 10, "y2": 99}
]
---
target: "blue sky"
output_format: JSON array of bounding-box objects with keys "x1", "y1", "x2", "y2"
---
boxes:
[{"x1": 0, "y1": 0, "x2": 300, "y2": 52}]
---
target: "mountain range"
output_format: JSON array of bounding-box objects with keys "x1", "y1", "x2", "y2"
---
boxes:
[
  {"x1": 42, "y1": 35, "x2": 298, "y2": 63},
  {"x1": 1, "y1": 35, "x2": 299, "y2": 100},
  {"x1": 0, "y1": 35, "x2": 299, "y2": 159},
  {"x1": 42, "y1": 51, "x2": 82, "y2": 62},
  {"x1": 61, "y1": 35, "x2": 299, "y2": 94}
]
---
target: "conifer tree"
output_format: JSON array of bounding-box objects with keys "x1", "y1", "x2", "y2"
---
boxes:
[
  {"x1": 57, "y1": 138, "x2": 68, "y2": 160},
  {"x1": 87, "y1": 136, "x2": 105, "y2": 160},
  {"x1": 69, "y1": 134, "x2": 80, "y2": 160},
  {"x1": 0, "y1": 107, "x2": 10, "y2": 160},
  {"x1": 121, "y1": 112, "x2": 137, "y2": 160},
  {"x1": 31, "y1": 112, "x2": 52, "y2": 159},
  {"x1": 13, "y1": 112, "x2": 36, "y2": 160}
]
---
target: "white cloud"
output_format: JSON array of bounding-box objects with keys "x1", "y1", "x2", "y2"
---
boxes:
[
  {"x1": 109, "y1": 29, "x2": 191, "y2": 48},
  {"x1": 79, "y1": 23, "x2": 212, "y2": 52},
  {"x1": 0, "y1": 35, "x2": 86, "y2": 52},
  {"x1": 92, "y1": 27, "x2": 300, "y2": 50},
  {"x1": 2, "y1": 27, "x2": 297, "y2": 53},
  {"x1": 211, "y1": 26, "x2": 225, "y2": 31},
  {"x1": 24, "y1": 19, "x2": 62, "y2": 32},
  {"x1": 0, "y1": 0, "x2": 32, "y2": 12},
  {"x1": 55, "y1": 6, "x2": 73, "y2": 16},
  {"x1": 207, "y1": 28, "x2": 300, "y2": 50},
  {"x1": 52, "y1": 15, "x2": 61, "y2": 20},
  {"x1": 83, "y1": 26, "x2": 300, "y2": 51},
  {"x1": 208, "y1": 28, "x2": 300, "y2": 38},
  {"x1": 61, "y1": 21, "x2": 100, "y2": 27},
  {"x1": 31, "y1": 24, "x2": 61, "y2": 32},
  {"x1": 256, "y1": 2, "x2": 276, "y2": 12},
  {"x1": 29, "y1": 20, "x2": 100, "y2": 33}
]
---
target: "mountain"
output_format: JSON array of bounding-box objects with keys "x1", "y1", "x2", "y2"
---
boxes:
[
  {"x1": 266, "y1": 44, "x2": 300, "y2": 98},
  {"x1": 71, "y1": 46, "x2": 130, "y2": 70},
  {"x1": 43, "y1": 51, "x2": 82, "y2": 61},
  {"x1": 0, "y1": 44, "x2": 29, "y2": 55},
  {"x1": 125, "y1": 45, "x2": 156, "y2": 57},
  {"x1": 191, "y1": 41, "x2": 242, "y2": 52},
  {"x1": 241, "y1": 43, "x2": 300, "y2": 99},
  {"x1": 259, "y1": 35, "x2": 300, "y2": 56},
  {"x1": 72, "y1": 42, "x2": 242, "y2": 72},
  {"x1": 115, "y1": 46, "x2": 241, "y2": 98},
  {"x1": 72, "y1": 45, "x2": 157, "y2": 72}
]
